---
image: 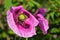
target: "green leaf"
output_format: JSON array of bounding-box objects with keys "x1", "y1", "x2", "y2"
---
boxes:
[
  {"x1": 50, "y1": 28, "x2": 60, "y2": 33},
  {"x1": 46, "y1": 14, "x2": 50, "y2": 21},
  {"x1": 56, "y1": 13, "x2": 60, "y2": 17},
  {"x1": 47, "y1": 8, "x2": 51, "y2": 12},
  {"x1": 55, "y1": 0, "x2": 60, "y2": 5},
  {"x1": 23, "y1": 4, "x2": 28, "y2": 9},
  {"x1": 28, "y1": 2, "x2": 34, "y2": 7},
  {"x1": 2, "y1": 32, "x2": 7, "y2": 38},
  {"x1": 18, "y1": 0, "x2": 23, "y2": 2},
  {"x1": 31, "y1": 0, "x2": 41, "y2": 7},
  {"x1": 50, "y1": 12, "x2": 55, "y2": 21},
  {"x1": 8, "y1": 30, "x2": 14, "y2": 34},
  {"x1": 12, "y1": 0, "x2": 17, "y2": 3},
  {"x1": 4, "y1": 0, "x2": 12, "y2": 10}
]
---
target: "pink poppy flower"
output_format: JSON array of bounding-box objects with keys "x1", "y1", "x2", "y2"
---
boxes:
[
  {"x1": 7, "y1": 6, "x2": 39, "y2": 38},
  {"x1": 34, "y1": 8, "x2": 49, "y2": 35}
]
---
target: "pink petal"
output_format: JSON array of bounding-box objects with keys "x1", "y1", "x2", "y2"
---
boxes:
[
  {"x1": 7, "y1": 6, "x2": 39, "y2": 38},
  {"x1": 35, "y1": 8, "x2": 47, "y2": 16},
  {"x1": 36, "y1": 14, "x2": 49, "y2": 35}
]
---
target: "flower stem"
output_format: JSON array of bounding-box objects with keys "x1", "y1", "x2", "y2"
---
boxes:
[{"x1": 26, "y1": 38, "x2": 28, "y2": 40}]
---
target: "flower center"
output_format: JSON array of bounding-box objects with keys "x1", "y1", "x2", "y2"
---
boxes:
[{"x1": 18, "y1": 14, "x2": 26, "y2": 21}]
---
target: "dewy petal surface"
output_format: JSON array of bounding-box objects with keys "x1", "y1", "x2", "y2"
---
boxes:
[
  {"x1": 34, "y1": 8, "x2": 49, "y2": 35},
  {"x1": 7, "y1": 6, "x2": 39, "y2": 38}
]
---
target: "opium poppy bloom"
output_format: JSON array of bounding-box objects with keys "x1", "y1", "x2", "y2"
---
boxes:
[
  {"x1": 34, "y1": 8, "x2": 49, "y2": 35},
  {"x1": 7, "y1": 6, "x2": 39, "y2": 38}
]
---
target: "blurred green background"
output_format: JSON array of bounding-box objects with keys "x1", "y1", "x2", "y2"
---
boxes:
[{"x1": 0, "y1": 0, "x2": 60, "y2": 40}]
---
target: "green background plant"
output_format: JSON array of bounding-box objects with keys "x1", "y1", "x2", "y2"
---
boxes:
[{"x1": 0, "y1": 0, "x2": 60, "y2": 40}]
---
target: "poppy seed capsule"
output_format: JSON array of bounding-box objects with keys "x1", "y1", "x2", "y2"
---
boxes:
[{"x1": 18, "y1": 14, "x2": 26, "y2": 21}]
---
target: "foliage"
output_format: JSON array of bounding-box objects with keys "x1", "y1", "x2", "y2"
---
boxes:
[{"x1": 0, "y1": 0, "x2": 60, "y2": 40}]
